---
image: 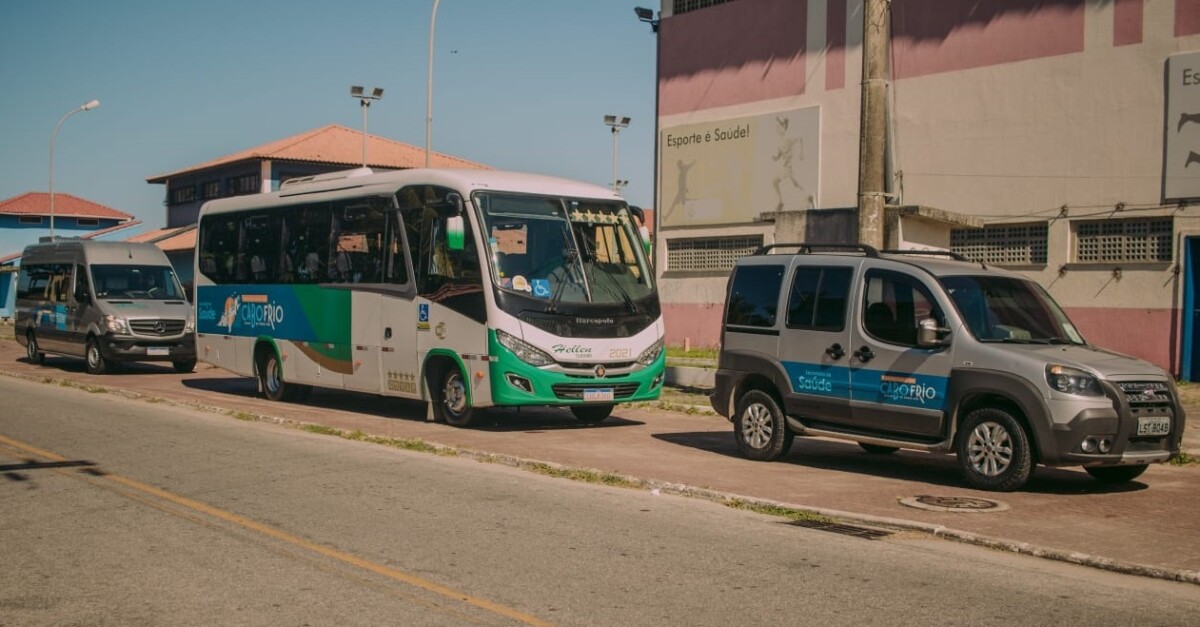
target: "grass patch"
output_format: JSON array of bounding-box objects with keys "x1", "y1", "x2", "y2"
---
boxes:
[
  {"x1": 515, "y1": 460, "x2": 643, "y2": 488},
  {"x1": 301, "y1": 423, "x2": 341, "y2": 436},
  {"x1": 1170, "y1": 451, "x2": 1200, "y2": 466},
  {"x1": 724, "y1": 498, "x2": 833, "y2": 523},
  {"x1": 230, "y1": 411, "x2": 257, "y2": 422},
  {"x1": 666, "y1": 346, "x2": 719, "y2": 360}
]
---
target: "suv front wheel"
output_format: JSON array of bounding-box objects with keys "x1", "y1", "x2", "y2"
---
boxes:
[
  {"x1": 956, "y1": 407, "x2": 1033, "y2": 491},
  {"x1": 734, "y1": 390, "x2": 794, "y2": 461}
]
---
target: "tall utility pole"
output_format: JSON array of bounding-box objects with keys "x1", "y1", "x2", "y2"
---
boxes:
[{"x1": 857, "y1": 0, "x2": 889, "y2": 249}]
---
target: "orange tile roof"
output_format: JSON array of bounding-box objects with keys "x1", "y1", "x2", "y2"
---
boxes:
[
  {"x1": 125, "y1": 228, "x2": 175, "y2": 243},
  {"x1": 123, "y1": 225, "x2": 196, "y2": 253},
  {"x1": 147, "y1": 124, "x2": 490, "y2": 183},
  {"x1": 0, "y1": 192, "x2": 135, "y2": 220}
]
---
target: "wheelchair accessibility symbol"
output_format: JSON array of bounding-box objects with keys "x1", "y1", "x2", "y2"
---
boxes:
[{"x1": 531, "y1": 279, "x2": 551, "y2": 298}]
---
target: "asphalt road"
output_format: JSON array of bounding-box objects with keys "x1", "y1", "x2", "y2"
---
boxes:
[{"x1": 2, "y1": 376, "x2": 1200, "y2": 626}]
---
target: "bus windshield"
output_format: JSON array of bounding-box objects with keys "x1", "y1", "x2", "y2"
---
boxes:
[
  {"x1": 474, "y1": 192, "x2": 654, "y2": 310},
  {"x1": 92, "y1": 264, "x2": 185, "y2": 301}
]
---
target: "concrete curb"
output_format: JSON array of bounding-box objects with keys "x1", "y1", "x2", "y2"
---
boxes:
[{"x1": 4, "y1": 366, "x2": 1199, "y2": 586}]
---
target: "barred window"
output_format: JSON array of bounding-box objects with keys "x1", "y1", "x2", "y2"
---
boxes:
[
  {"x1": 951, "y1": 223, "x2": 1048, "y2": 266},
  {"x1": 667, "y1": 235, "x2": 762, "y2": 272},
  {"x1": 673, "y1": 0, "x2": 737, "y2": 15},
  {"x1": 228, "y1": 173, "x2": 261, "y2": 196},
  {"x1": 1075, "y1": 218, "x2": 1172, "y2": 263},
  {"x1": 170, "y1": 185, "x2": 197, "y2": 205}
]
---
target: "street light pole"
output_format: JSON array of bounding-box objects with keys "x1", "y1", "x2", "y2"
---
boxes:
[
  {"x1": 604, "y1": 115, "x2": 631, "y2": 193},
  {"x1": 350, "y1": 86, "x2": 384, "y2": 168},
  {"x1": 49, "y1": 99, "x2": 100, "y2": 240},
  {"x1": 427, "y1": 0, "x2": 442, "y2": 168}
]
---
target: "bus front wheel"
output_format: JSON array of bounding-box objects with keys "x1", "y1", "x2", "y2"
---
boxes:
[{"x1": 436, "y1": 367, "x2": 477, "y2": 428}]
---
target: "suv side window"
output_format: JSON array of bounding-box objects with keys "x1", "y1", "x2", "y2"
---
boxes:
[
  {"x1": 726, "y1": 264, "x2": 785, "y2": 327},
  {"x1": 786, "y1": 267, "x2": 852, "y2": 331},
  {"x1": 862, "y1": 271, "x2": 944, "y2": 347}
]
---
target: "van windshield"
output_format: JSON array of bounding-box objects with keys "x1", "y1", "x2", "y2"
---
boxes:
[
  {"x1": 92, "y1": 265, "x2": 184, "y2": 301},
  {"x1": 940, "y1": 275, "x2": 1085, "y2": 345}
]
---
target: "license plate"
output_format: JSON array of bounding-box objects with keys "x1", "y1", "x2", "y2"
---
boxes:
[
  {"x1": 1137, "y1": 416, "x2": 1171, "y2": 437},
  {"x1": 583, "y1": 388, "x2": 614, "y2": 402},
  {"x1": 147, "y1": 347, "x2": 169, "y2": 356}
]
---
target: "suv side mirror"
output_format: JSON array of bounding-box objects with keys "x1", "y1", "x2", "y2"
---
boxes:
[{"x1": 917, "y1": 318, "x2": 950, "y2": 348}]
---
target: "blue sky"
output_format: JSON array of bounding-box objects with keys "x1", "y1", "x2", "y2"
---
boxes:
[{"x1": 0, "y1": 0, "x2": 657, "y2": 233}]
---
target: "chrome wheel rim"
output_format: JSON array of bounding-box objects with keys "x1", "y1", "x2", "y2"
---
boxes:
[
  {"x1": 967, "y1": 421, "x2": 1013, "y2": 477},
  {"x1": 443, "y1": 373, "x2": 467, "y2": 416},
  {"x1": 265, "y1": 357, "x2": 282, "y2": 395},
  {"x1": 741, "y1": 402, "x2": 774, "y2": 449},
  {"x1": 87, "y1": 344, "x2": 100, "y2": 370}
]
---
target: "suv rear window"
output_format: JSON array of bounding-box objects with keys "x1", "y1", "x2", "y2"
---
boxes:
[
  {"x1": 786, "y1": 267, "x2": 852, "y2": 331},
  {"x1": 726, "y1": 264, "x2": 785, "y2": 327}
]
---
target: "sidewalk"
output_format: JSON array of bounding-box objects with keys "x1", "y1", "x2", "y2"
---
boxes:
[{"x1": 3, "y1": 337, "x2": 1199, "y2": 583}]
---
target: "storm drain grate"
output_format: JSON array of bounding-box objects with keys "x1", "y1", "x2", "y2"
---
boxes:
[
  {"x1": 788, "y1": 519, "x2": 893, "y2": 540},
  {"x1": 900, "y1": 495, "x2": 1009, "y2": 513}
]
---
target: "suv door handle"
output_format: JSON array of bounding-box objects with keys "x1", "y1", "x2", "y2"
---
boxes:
[
  {"x1": 825, "y1": 343, "x2": 845, "y2": 360},
  {"x1": 854, "y1": 346, "x2": 875, "y2": 362}
]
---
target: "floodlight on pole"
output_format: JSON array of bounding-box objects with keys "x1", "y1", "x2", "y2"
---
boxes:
[
  {"x1": 350, "y1": 85, "x2": 384, "y2": 167},
  {"x1": 49, "y1": 99, "x2": 100, "y2": 240},
  {"x1": 426, "y1": 0, "x2": 443, "y2": 168},
  {"x1": 634, "y1": 6, "x2": 659, "y2": 32},
  {"x1": 604, "y1": 115, "x2": 631, "y2": 193}
]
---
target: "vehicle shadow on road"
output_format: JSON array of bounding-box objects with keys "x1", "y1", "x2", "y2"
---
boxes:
[
  {"x1": 21, "y1": 356, "x2": 184, "y2": 376},
  {"x1": 180, "y1": 378, "x2": 646, "y2": 431},
  {"x1": 653, "y1": 431, "x2": 1149, "y2": 495}
]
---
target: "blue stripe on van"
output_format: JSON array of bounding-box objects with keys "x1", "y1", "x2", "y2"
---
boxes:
[{"x1": 782, "y1": 360, "x2": 948, "y2": 411}]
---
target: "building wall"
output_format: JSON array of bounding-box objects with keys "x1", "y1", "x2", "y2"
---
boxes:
[{"x1": 653, "y1": 0, "x2": 1200, "y2": 374}]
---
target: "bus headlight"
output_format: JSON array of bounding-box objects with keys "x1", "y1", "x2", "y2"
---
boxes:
[
  {"x1": 637, "y1": 337, "x2": 664, "y2": 366},
  {"x1": 104, "y1": 315, "x2": 129, "y2": 334},
  {"x1": 496, "y1": 329, "x2": 554, "y2": 367},
  {"x1": 185, "y1": 316, "x2": 195, "y2": 333},
  {"x1": 1046, "y1": 364, "x2": 1102, "y2": 397}
]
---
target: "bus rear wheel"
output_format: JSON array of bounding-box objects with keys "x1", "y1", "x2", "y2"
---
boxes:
[
  {"x1": 257, "y1": 350, "x2": 295, "y2": 402},
  {"x1": 436, "y1": 367, "x2": 477, "y2": 428}
]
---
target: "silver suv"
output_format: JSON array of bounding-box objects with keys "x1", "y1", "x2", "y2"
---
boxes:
[{"x1": 711, "y1": 244, "x2": 1185, "y2": 491}]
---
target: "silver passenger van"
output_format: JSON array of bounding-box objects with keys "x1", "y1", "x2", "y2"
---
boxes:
[
  {"x1": 712, "y1": 244, "x2": 1185, "y2": 491},
  {"x1": 14, "y1": 239, "x2": 196, "y2": 374}
]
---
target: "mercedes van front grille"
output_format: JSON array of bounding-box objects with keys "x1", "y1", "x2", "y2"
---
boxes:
[{"x1": 129, "y1": 319, "x2": 187, "y2": 337}]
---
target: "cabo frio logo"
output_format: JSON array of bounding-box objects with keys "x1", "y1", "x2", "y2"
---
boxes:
[
  {"x1": 237, "y1": 294, "x2": 284, "y2": 331},
  {"x1": 880, "y1": 374, "x2": 937, "y2": 405}
]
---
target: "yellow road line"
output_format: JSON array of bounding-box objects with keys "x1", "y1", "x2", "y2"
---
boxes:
[{"x1": 0, "y1": 433, "x2": 552, "y2": 627}]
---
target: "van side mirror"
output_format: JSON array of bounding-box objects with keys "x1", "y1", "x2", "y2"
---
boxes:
[
  {"x1": 74, "y1": 281, "x2": 90, "y2": 303},
  {"x1": 917, "y1": 318, "x2": 950, "y2": 348}
]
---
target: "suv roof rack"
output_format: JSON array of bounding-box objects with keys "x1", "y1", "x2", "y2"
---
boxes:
[
  {"x1": 880, "y1": 249, "x2": 970, "y2": 262},
  {"x1": 754, "y1": 243, "x2": 880, "y2": 257}
]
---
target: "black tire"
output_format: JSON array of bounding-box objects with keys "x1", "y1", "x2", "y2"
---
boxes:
[
  {"x1": 571, "y1": 404, "x2": 614, "y2": 423},
  {"x1": 859, "y1": 443, "x2": 899, "y2": 455},
  {"x1": 257, "y1": 350, "x2": 288, "y2": 402},
  {"x1": 733, "y1": 390, "x2": 793, "y2": 461},
  {"x1": 956, "y1": 407, "x2": 1033, "y2": 491},
  {"x1": 85, "y1": 337, "x2": 109, "y2": 375},
  {"x1": 25, "y1": 331, "x2": 44, "y2": 365},
  {"x1": 435, "y1": 366, "x2": 477, "y2": 427},
  {"x1": 173, "y1": 359, "x2": 197, "y2": 373},
  {"x1": 1085, "y1": 465, "x2": 1149, "y2": 484}
]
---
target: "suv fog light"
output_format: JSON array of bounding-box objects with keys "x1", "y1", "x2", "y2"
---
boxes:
[
  {"x1": 1081, "y1": 437, "x2": 1097, "y2": 453},
  {"x1": 1098, "y1": 438, "x2": 1113, "y2": 453},
  {"x1": 505, "y1": 373, "x2": 533, "y2": 394},
  {"x1": 652, "y1": 372, "x2": 664, "y2": 389}
]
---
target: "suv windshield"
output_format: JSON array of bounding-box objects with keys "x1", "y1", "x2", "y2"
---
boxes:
[
  {"x1": 940, "y1": 275, "x2": 1085, "y2": 344},
  {"x1": 474, "y1": 192, "x2": 653, "y2": 310},
  {"x1": 92, "y1": 265, "x2": 185, "y2": 301}
]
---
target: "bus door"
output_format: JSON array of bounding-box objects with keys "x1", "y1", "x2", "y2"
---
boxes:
[{"x1": 377, "y1": 207, "x2": 420, "y2": 398}]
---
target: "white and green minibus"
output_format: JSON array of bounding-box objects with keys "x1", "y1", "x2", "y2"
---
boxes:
[{"x1": 194, "y1": 168, "x2": 664, "y2": 426}]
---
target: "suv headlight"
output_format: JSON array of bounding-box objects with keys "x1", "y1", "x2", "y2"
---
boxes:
[
  {"x1": 1046, "y1": 364, "x2": 1103, "y2": 397},
  {"x1": 104, "y1": 315, "x2": 129, "y2": 334},
  {"x1": 496, "y1": 329, "x2": 554, "y2": 367},
  {"x1": 185, "y1": 316, "x2": 195, "y2": 333},
  {"x1": 637, "y1": 337, "x2": 664, "y2": 366}
]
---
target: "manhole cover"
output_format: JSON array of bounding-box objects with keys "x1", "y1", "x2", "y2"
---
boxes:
[{"x1": 899, "y1": 495, "x2": 1009, "y2": 513}]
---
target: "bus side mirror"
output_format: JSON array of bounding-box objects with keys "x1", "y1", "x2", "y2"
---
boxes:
[
  {"x1": 917, "y1": 318, "x2": 950, "y2": 348},
  {"x1": 639, "y1": 225, "x2": 651, "y2": 255},
  {"x1": 446, "y1": 216, "x2": 465, "y2": 251}
]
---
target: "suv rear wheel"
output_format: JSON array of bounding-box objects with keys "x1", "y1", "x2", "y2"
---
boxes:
[
  {"x1": 956, "y1": 407, "x2": 1033, "y2": 491},
  {"x1": 734, "y1": 390, "x2": 793, "y2": 461}
]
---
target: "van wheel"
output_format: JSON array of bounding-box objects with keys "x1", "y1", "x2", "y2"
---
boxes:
[
  {"x1": 859, "y1": 443, "x2": 899, "y2": 455},
  {"x1": 85, "y1": 338, "x2": 108, "y2": 375},
  {"x1": 957, "y1": 408, "x2": 1032, "y2": 491},
  {"x1": 734, "y1": 390, "x2": 793, "y2": 461},
  {"x1": 173, "y1": 359, "x2": 197, "y2": 373},
  {"x1": 436, "y1": 367, "x2": 477, "y2": 427},
  {"x1": 25, "y1": 331, "x2": 44, "y2": 365},
  {"x1": 571, "y1": 404, "x2": 614, "y2": 423},
  {"x1": 1085, "y1": 465, "x2": 1148, "y2": 484},
  {"x1": 257, "y1": 350, "x2": 289, "y2": 402}
]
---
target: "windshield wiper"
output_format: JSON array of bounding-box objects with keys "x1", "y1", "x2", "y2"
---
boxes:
[
  {"x1": 589, "y1": 261, "x2": 638, "y2": 314},
  {"x1": 545, "y1": 249, "x2": 578, "y2": 314}
]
